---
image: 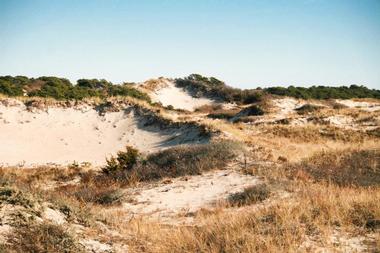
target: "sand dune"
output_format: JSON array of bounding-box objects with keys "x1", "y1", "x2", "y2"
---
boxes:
[
  {"x1": 145, "y1": 79, "x2": 215, "y2": 111},
  {"x1": 0, "y1": 99, "x2": 207, "y2": 167}
]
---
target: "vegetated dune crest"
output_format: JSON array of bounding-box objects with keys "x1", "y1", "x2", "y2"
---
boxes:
[
  {"x1": 140, "y1": 78, "x2": 216, "y2": 111},
  {"x1": 0, "y1": 98, "x2": 209, "y2": 167}
]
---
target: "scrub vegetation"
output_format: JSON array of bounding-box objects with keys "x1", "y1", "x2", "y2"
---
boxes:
[{"x1": 0, "y1": 75, "x2": 151, "y2": 101}]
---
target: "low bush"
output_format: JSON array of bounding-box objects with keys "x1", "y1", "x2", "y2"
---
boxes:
[
  {"x1": 139, "y1": 141, "x2": 243, "y2": 180},
  {"x1": 295, "y1": 104, "x2": 323, "y2": 114},
  {"x1": 244, "y1": 105, "x2": 265, "y2": 116},
  {"x1": 102, "y1": 141, "x2": 244, "y2": 182},
  {"x1": 72, "y1": 185, "x2": 124, "y2": 206},
  {"x1": 228, "y1": 184, "x2": 271, "y2": 207},
  {"x1": 7, "y1": 222, "x2": 83, "y2": 253},
  {"x1": 0, "y1": 187, "x2": 35, "y2": 208},
  {"x1": 102, "y1": 146, "x2": 139, "y2": 174}
]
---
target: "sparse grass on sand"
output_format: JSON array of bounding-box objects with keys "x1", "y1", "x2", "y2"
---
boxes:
[
  {"x1": 124, "y1": 185, "x2": 379, "y2": 253},
  {"x1": 121, "y1": 148, "x2": 379, "y2": 253}
]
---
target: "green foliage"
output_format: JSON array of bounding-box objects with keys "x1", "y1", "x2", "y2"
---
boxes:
[
  {"x1": 176, "y1": 75, "x2": 380, "y2": 102},
  {"x1": 175, "y1": 74, "x2": 263, "y2": 104},
  {"x1": 0, "y1": 76, "x2": 151, "y2": 102},
  {"x1": 265, "y1": 85, "x2": 380, "y2": 99},
  {"x1": 0, "y1": 76, "x2": 28, "y2": 96},
  {"x1": 107, "y1": 82, "x2": 151, "y2": 102},
  {"x1": 102, "y1": 146, "x2": 140, "y2": 174}
]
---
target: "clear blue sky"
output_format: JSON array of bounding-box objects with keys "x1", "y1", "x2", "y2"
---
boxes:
[{"x1": 0, "y1": 0, "x2": 379, "y2": 89}]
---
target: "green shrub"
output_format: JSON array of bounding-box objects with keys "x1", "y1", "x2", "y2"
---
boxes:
[
  {"x1": 102, "y1": 146, "x2": 140, "y2": 174},
  {"x1": 0, "y1": 76, "x2": 29, "y2": 96},
  {"x1": 175, "y1": 74, "x2": 262, "y2": 104},
  {"x1": 0, "y1": 76, "x2": 151, "y2": 102}
]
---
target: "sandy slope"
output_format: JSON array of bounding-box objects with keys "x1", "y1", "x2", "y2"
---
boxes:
[
  {"x1": 0, "y1": 99, "x2": 207, "y2": 167},
  {"x1": 146, "y1": 79, "x2": 215, "y2": 111},
  {"x1": 123, "y1": 169, "x2": 260, "y2": 222}
]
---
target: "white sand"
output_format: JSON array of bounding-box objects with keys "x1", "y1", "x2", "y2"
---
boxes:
[
  {"x1": 147, "y1": 79, "x2": 215, "y2": 111},
  {"x1": 271, "y1": 98, "x2": 304, "y2": 118},
  {"x1": 0, "y1": 100, "x2": 206, "y2": 167},
  {"x1": 336, "y1": 99, "x2": 380, "y2": 112},
  {"x1": 123, "y1": 169, "x2": 260, "y2": 221}
]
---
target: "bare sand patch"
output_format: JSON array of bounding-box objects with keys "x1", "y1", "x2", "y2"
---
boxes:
[{"x1": 123, "y1": 169, "x2": 260, "y2": 222}]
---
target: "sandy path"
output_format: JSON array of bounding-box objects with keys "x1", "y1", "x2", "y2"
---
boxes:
[{"x1": 0, "y1": 101, "x2": 206, "y2": 167}]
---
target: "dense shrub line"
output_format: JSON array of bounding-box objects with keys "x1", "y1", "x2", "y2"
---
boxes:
[
  {"x1": 3, "y1": 74, "x2": 378, "y2": 102},
  {"x1": 264, "y1": 85, "x2": 380, "y2": 99},
  {"x1": 175, "y1": 74, "x2": 380, "y2": 101},
  {"x1": 0, "y1": 75, "x2": 151, "y2": 101},
  {"x1": 175, "y1": 74, "x2": 263, "y2": 104}
]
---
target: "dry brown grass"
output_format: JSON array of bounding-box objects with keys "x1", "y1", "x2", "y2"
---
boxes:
[
  {"x1": 194, "y1": 103, "x2": 224, "y2": 113},
  {"x1": 228, "y1": 183, "x2": 271, "y2": 207},
  {"x1": 287, "y1": 148, "x2": 380, "y2": 187},
  {"x1": 118, "y1": 184, "x2": 379, "y2": 253},
  {"x1": 262, "y1": 125, "x2": 376, "y2": 143},
  {"x1": 6, "y1": 222, "x2": 84, "y2": 253}
]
